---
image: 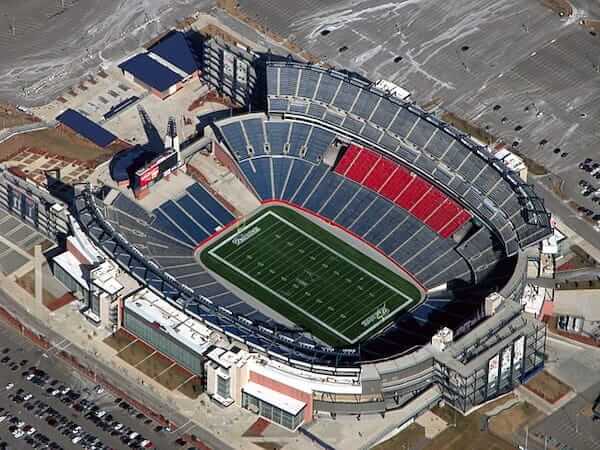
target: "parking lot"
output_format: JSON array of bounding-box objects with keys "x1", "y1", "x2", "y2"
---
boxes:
[{"x1": 0, "y1": 321, "x2": 190, "y2": 450}]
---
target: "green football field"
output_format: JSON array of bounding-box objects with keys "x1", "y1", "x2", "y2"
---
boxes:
[{"x1": 200, "y1": 205, "x2": 422, "y2": 346}]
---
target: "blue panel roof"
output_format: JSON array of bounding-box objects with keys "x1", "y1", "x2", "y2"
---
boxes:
[
  {"x1": 118, "y1": 54, "x2": 183, "y2": 92},
  {"x1": 55, "y1": 109, "x2": 116, "y2": 148},
  {"x1": 149, "y1": 31, "x2": 197, "y2": 75}
]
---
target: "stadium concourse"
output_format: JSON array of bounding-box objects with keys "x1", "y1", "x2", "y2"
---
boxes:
[{"x1": 64, "y1": 48, "x2": 551, "y2": 430}]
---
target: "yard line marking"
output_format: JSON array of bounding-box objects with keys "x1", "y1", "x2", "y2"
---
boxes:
[{"x1": 207, "y1": 210, "x2": 418, "y2": 343}]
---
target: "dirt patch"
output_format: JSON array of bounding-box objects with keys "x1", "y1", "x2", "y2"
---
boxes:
[
  {"x1": 377, "y1": 404, "x2": 515, "y2": 450},
  {"x1": 539, "y1": 0, "x2": 573, "y2": 17},
  {"x1": 0, "y1": 104, "x2": 39, "y2": 129},
  {"x1": 43, "y1": 292, "x2": 74, "y2": 311},
  {"x1": 155, "y1": 364, "x2": 193, "y2": 390},
  {"x1": 254, "y1": 442, "x2": 284, "y2": 450},
  {"x1": 177, "y1": 376, "x2": 202, "y2": 399},
  {"x1": 441, "y1": 111, "x2": 496, "y2": 145},
  {"x1": 136, "y1": 352, "x2": 174, "y2": 379},
  {"x1": 117, "y1": 339, "x2": 154, "y2": 366},
  {"x1": 524, "y1": 370, "x2": 572, "y2": 403},
  {"x1": 374, "y1": 422, "x2": 427, "y2": 450},
  {"x1": 488, "y1": 402, "x2": 543, "y2": 443},
  {"x1": 15, "y1": 270, "x2": 57, "y2": 305},
  {"x1": 243, "y1": 418, "x2": 271, "y2": 438},
  {"x1": 103, "y1": 329, "x2": 137, "y2": 352},
  {"x1": 26, "y1": 239, "x2": 54, "y2": 256},
  {"x1": 0, "y1": 125, "x2": 129, "y2": 167}
]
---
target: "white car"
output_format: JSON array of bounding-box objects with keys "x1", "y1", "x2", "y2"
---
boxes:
[
  {"x1": 5, "y1": 383, "x2": 14, "y2": 390},
  {"x1": 95, "y1": 387, "x2": 104, "y2": 394},
  {"x1": 113, "y1": 423, "x2": 124, "y2": 431},
  {"x1": 51, "y1": 389, "x2": 60, "y2": 396},
  {"x1": 16, "y1": 421, "x2": 25, "y2": 429},
  {"x1": 72, "y1": 436, "x2": 82, "y2": 444},
  {"x1": 26, "y1": 427, "x2": 36, "y2": 435},
  {"x1": 0, "y1": 416, "x2": 7, "y2": 423},
  {"x1": 13, "y1": 430, "x2": 24, "y2": 439},
  {"x1": 61, "y1": 387, "x2": 70, "y2": 395},
  {"x1": 129, "y1": 432, "x2": 139, "y2": 440},
  {"x1": 96, "y1": 411, "x2": 107, "y2": 418},
  {"x1": 25, "y1": 374, "x2": 35, "y2": 381},
  {"x1": 23, "y1": 393, "x2": 33, "y2": 401}
]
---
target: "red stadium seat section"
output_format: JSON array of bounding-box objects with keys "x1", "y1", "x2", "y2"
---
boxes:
[
  {"x1": 335, "y1": 144, "x2": 472, "y2": 238},
  {"x1": 333, "y1": 144, "x2": 361, "y2": 176},
  {"x1": 345, "y1": 147, "x2": 380, "y2": 182}
]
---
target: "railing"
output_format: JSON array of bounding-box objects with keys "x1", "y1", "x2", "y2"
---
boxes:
[{"x1": 77, "y1": 188, "x2": 364, "y2": 371}]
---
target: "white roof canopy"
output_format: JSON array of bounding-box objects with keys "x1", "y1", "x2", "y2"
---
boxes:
[{"x1": 243, "y1": 382, "x2": 306, "y2": 416}]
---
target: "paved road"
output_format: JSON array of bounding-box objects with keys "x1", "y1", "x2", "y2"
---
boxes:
[
  {"x1": 532, "y1": 174, "x2": 600, "y2": 258},
  {"x1": 529, "y1": 383, "x2": 600, "y2": 450},
  {"x1": 0, "y1": 288, "x2": 234, "y2": 450},
  {"x1": 0, "y1": 319, "x2": 179, "y2": 450}
]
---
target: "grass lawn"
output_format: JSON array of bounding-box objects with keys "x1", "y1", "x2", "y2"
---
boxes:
[{"x1": 200, "y1": 205, "x2": 422, "y2": 346}]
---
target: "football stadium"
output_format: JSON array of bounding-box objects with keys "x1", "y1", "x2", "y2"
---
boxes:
[{"x1": 0, "y1": 32, "x2": 551, "y2": 434}]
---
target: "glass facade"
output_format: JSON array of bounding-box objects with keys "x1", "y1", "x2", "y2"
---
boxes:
[
  {"x1": 52, "y1": 261, "x2": 87, "y2": 299},
  {"x1": 242, "y1": 391, "x2": 305, "y2": 430},
  {"x1": 123, "y1": 307, "x2": 204, "y2": 376},
  {"x1": 217, "y1": 374, "x2": 231, "y2": 399}
]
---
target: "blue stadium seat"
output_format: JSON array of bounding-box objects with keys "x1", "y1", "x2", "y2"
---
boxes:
[
  {"x1": 363, "y1": 207, "x2": 407, "y2": 245},
  {"x1": 186, "y1": 184, "x2": 234, "y2": 226},
  {"x1": 304, "y1": 128, "x2": 335, "y2": 162},
  {"x1": 265, "y1": 121, "x2": 290, "y2": 155},
  {"x1": 160, "y1": 201, "x2": 209, "y2": 243},
  {"x1": 280, "y1": 159, "x2": 312, "y2": 201},
  {"x1": 279, "y1": 66, "x2": 300, "y2": 96},
  {"x1": 240, "y1": 158, "x2": 272, "y2": 200},
  {"x1": 272, "y1": 157, "x2": 293, "y2": 200},
  {"x1": 176, "y1": 195, "x2": 220, "y2": 234},
  {"x1": 314, "y1": 73, "x2": 341, "y2": 104},
  {"x1": 287, "y1": 122, "x2": 311, "y2": 156},
  {"x1": 332, "y1": 82, "x2": 361, "y2": 111},
  {"x1": 304, "y1": 174, "x2": 342, "y2": 212},
  {"x1": 320, "y1": 180, "x2": 360, "y2": 220},
  {"x1": 349, "y1": 197, "x2": 391, "y2": 237},
  {"x1": 297, "y1": 69, "x2": 320, "y2": 99},
  {"x1": 291, "y1": 164, "x2": 327, "y2": 205},
  {"x1": 220, "y1": 121, "x2": 249, "y2": 160},
  {"x1": 335, "y1": 189, "x2": 376, "y2": 229},
  {"x1": 242, "y1": 118, "x2": 266, "y2": 156},
  {"x1": 151, "y1": 210, "x2": 195, "y2": 246}
]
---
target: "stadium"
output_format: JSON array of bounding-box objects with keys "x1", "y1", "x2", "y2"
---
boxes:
[{"x1": 50, "y1": 47, "x2": 553, "y2": 431}]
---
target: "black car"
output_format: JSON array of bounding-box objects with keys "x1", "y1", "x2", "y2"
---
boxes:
[{"x1": 1, "y1": 357, "x2": 9, "y2": 363}]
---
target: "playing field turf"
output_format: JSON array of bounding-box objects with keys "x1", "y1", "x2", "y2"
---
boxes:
[{"x1": 200, "y1": 205, "x2": 422, "y2": 346}]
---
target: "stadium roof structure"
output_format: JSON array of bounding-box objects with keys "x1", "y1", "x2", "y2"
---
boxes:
[
  {"x1": 56, "y1": 109, "x2": 116, "y2": 148},
  {"x1": 149, "y1": 31, "x2": 198, "y2": 75},
  {"x1": 118, "y1": 53, "x2": 183, "y2": 92},
  {"x1": 109, "y1": 146, "x2": 155, "y2": 183}
]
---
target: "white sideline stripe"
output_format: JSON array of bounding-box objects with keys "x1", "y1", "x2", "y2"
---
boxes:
[{"x1": 208, "y1": 211, "x2": 416, "y2": 344}]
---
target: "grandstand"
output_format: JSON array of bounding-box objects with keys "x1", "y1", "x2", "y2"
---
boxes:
[{"x1": 71, "y1": 54, "x2": 550, "y2": 421}]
